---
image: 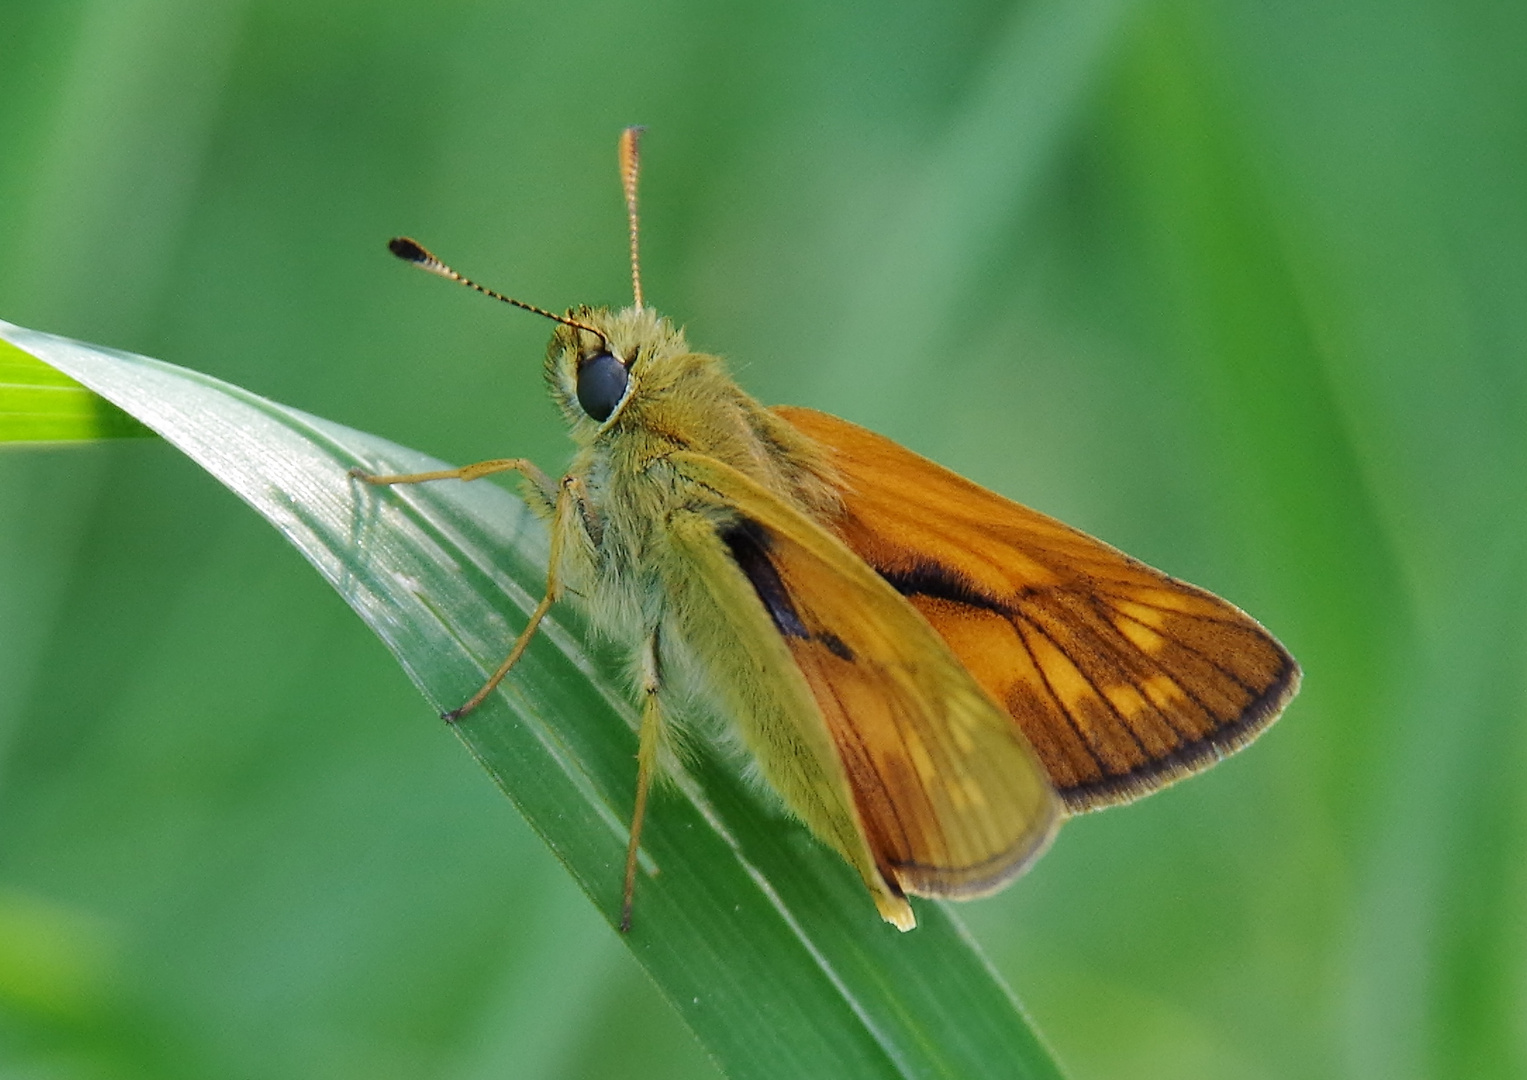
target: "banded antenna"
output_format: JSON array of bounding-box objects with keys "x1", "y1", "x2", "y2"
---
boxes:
[
  {"x1": 619, "y1": 126, "x2": 646, "y2": 310},
  {"x1": 387, "y1": 236, "x2": 612, "y2": 350}
]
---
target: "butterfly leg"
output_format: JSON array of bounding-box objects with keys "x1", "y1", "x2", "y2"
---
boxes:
[
  {"x1": 349, "y1": 458, "x2": 558, "y2": 514},
  {"x1": 621, "y1": 629, "x2": 663, "y2": 933},
  {"x1": 423, "y1": 472, "x2": 578, "y2": 721},
  {"x1": 439, "y1": 474, "x2": 581, "y2": 720},
  {"x1": 351, "y1": 459, "x2": 581, "y2": 718}
]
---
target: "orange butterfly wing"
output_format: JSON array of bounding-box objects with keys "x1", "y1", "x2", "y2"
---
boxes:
[
  {"x1": 774, "y1": 406, "x2": 1300, "y2": 811},
  {"x1": 668, "y1": 451, "x2": 1061, "y2": 914}
]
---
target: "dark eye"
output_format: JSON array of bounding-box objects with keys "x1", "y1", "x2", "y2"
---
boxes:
[{"x1": 575, "y1": 352, "x2": 629, "y2": 421}]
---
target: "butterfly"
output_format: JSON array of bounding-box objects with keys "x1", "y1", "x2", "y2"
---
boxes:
[{"x1": 354, "y1": 127, "x2": 1300, "y2": 931}]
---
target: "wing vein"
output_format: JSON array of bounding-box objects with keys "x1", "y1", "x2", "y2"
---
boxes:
[
  {"x1": 1021, "y1": 606, "x2": 1153, "y2": 765},
  {"x1": 1010, "y1": 612, "x2": 1110, "y2": 776},
  {"x1": 1106, "y1": 605, "x2": 1262, "y2": 702},
  {"x1": 1103, "y1": 607, "x2": 1237, "y2": 722},
  {"x1": 819, "y1": 658, "x2": 916, "y2": 864},
  {"x1": 1074, "y1": 594, "x2": 1200, "y2": 745},
  {"x1": 1094, "y1": 585, "x2": 1270, "y2": 629},
  {"x1": 886, "y1": 687, "x2": 954, "y2": 870}
]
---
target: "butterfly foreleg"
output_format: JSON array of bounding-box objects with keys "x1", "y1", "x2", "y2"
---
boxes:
[
  {"x1": 350, "y1": 457, "x2": 558, "y2": 514},
  {"x1": 439, "y1": 472, "x2": 581, "y2": 720},
  {"x1": 620, "y1": 628, "x2": 664, "y2": 933}
]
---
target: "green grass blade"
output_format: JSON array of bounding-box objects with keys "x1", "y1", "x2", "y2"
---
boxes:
[
  {"x1": 0, "y1": 338, "x2": 154, "y2": 442},
  {"x1": 0, "y1": 319, "x2": 1066, "y2": 1080}
]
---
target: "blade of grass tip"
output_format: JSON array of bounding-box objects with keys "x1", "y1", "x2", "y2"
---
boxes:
[
  {"x1": 0, "y1": 319, "x2": 1067, "y2": 1080},
  {"x1": 0, "y1": 339, "x2": 154, "y2": 442}
]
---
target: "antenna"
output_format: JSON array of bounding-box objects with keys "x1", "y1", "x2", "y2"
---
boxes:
[
  {"x1": 619, "y1": 126, "x2": 646, "y2": 309},
  {"x1": 387, "y1": 237, "x2": 611, "y2": 350}
]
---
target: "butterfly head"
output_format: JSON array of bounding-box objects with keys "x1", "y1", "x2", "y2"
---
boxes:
[{"x1": 543, "y1": 304, "x2": 692, "y2": 435}]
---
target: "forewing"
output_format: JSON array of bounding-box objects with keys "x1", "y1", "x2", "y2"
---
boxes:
[
  {"x1": 671, "y1": 451, "x2": 1061, "y2": 900},
  {"x1": 774, "y1": 406, "x2": 1301, "y2": 812}
]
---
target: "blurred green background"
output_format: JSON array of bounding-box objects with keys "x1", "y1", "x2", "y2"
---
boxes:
[{"x1": 2, "y1": 0, "x2": 1524, "y2": 1076}]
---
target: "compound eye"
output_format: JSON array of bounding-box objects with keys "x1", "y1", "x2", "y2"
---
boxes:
[{"x1": 575, "y1": 352, "x2": 629, "y2": 421}]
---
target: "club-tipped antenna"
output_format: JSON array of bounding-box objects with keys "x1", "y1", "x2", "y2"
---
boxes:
[
  {"x1": 619, "y1": 126, "x2": 646, "y2": 310},
  {"x1": 387, "y1": 237, "x2": 611, "y2": 350}
]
